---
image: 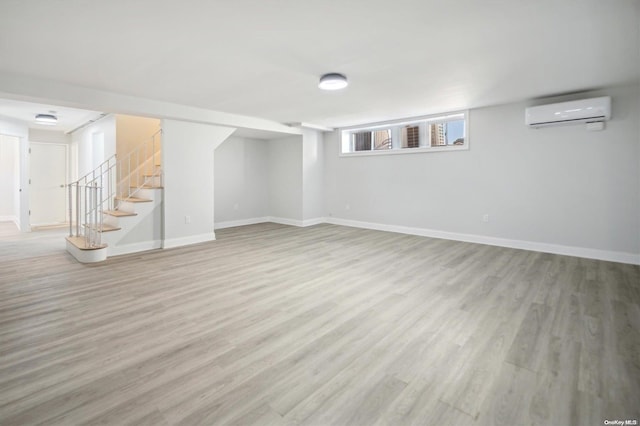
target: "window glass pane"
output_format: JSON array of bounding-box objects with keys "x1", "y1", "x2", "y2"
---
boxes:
[
  {"x1": 401, "y1": 125, "x2": 420, "y2": 148},
  {"x1": 446, "y1": 119, "x2": 465, "y2": 145},
  {"x1": 373, "y1": 129, "x2": 392, "y2": 150},
  {"x1": 352, "y1": 131, "x2": 372, "y2": 151},
  {"x1": 429, "y1": 123, "x2": 446, "y2": 146},
  {"x1": 429, "y1": 119, "x2": 465, "y2": 146}
]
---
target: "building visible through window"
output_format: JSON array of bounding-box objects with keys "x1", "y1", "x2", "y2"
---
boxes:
[
  {"x1": 374, "y1": 129, "x2": 392, "y2": 150},
  {"x1": 430, "y1": 123, "x2": 446, "y2": 146},
  {"x1": 341, "y1": 111, "x2": 467, "y2": 154},
  {"x1": 353, "y1": 131, "x2": 371, "y2": 151},
  {"x1": 402, "y1": 126, "x2": 420, "y2": 148}
]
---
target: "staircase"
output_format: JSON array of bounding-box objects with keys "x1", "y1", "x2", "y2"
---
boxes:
[{"x1": 66, "y1": 130, "x2": 163, "y2": 263}]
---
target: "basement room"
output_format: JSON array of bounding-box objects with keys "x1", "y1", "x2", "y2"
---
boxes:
[{"x1": 0, "y1": 1, "x2": 638, "y2": 425}]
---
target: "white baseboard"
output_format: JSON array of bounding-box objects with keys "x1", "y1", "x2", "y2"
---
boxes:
[
  {"x1": 325, "y1": 217, "x2": 640, "y2": 265},
  {"x1": 0, "y1": 215, "x2": 21, "y2": 231},
  {"x1": 163, "y1": 232, "x2": 216, "y2": 249},
  {"x1": 300, "y1": 217, "x2": 325, "y2": 227},
  {"x1": 215, "y1": 217, "x2": 270, "y2": 230},
  {"x1": 268, "y1": 216, "x2": 325, "y2": 227},
  {"x1": 109, "y1": 240, "x2": 163, "y2": 257},
  {"x1": 268, "y1": 216, "x2": 305, "y2": 227},
  {"x1": 210, "y1": 215, "x2": 639, "y2": 265},
  {"x1": 269, "y1": 216, "x2": 302, "y2": 226}
]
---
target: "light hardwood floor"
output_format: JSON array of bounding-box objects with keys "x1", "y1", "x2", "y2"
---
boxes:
[{"x1": 0, "y1": 221, "x2": 638, "y2": 425}]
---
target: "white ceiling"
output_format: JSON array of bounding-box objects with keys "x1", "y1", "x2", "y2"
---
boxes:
[
  {"x1": 0, "y1": 0, "x2": 638, "y2": 129},
  {"x1": 0, "y1": 98, "x2": 102, "y2": 133}
]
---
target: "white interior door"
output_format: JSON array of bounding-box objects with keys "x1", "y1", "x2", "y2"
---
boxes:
[{"x1": 30, "y1": 143, "x2": 67, "y2": 226}]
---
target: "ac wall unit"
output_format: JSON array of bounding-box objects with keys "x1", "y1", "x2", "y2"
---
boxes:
[{"x1": 525, "y1": 96, "x2": 611, "y2": 128}]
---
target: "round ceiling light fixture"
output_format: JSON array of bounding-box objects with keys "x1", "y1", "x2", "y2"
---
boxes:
[
  {"x1": 35, "y1": 113, "x2": 58, "y2": 125},
  {"x1": 318, "y1": 73, "x2": 348, "y2": 91}
]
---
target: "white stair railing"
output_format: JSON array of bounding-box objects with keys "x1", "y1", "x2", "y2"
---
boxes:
[
  {"x1": 117, "y1": 129, "x2": 162, "y2": 200},
  {"x1": 68, "y1": 156, "x2": 117, "y2": 248},
  {"x1": 67, "y1": 129, "x2": 162, "y2": 248}
]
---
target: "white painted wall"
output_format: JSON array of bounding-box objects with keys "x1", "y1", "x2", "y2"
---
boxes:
[
  {"x1": 324, "y1": 84, "x2": 640, "y2": 263},
  {"x1": 214, "y1": 131, "x2": 324, "y2": 227},
  {"x1": 214, "y1": 136, "x2": 269, "y2": 227},
  {"x1": 302, "y1": 129, "x2": 324, "y2": 223},
  {"x1": 115, "y1": 114, "x2": 161, "y2": 157},
  {"x1": 0, "y1": 135, "x2": 19, "y2": 222},
  {"x1": 268, "y1": 136, "x2": 303, "y2": 223},
  {"x1": 162, "y1": 119, "x2": 235, "y2": 248},
  {"x1": 0, "y1": 116, "x2": 29, "y2": 230},
  {"x1": 29, "y1": 128, "x2": 71, "y2": 144},
  {"x1": 70, "y1": 115, "x2": 116, "y2": 179}
]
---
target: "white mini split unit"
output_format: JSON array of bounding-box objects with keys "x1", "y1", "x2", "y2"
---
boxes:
[{"x1": 525, "y1": 96, "x2": 611, "y2": 129}]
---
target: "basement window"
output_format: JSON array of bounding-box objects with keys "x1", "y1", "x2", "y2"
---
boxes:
[{"x1": 340, "y1": 111, "x2": 468, "y2": 155}]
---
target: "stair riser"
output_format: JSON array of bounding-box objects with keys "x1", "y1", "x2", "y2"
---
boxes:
[
  {"x1": 145, "y1": 176, "x2": 162, "y2": 187},
  {"x1": 66, "y1": 239, "x2": 107, "y2": 263},
  {"x1": 104, "y1": 215, "x2": 120, "y2": 228},
  {"x1": 133, "y1": 187, "x2": 161, "y2": 200},
  {"x1": 116, "y1": 201, "x2": 137, "y2": 213},
  {"x1": 117, "y1": 200, "x2": 138, "y2": 213}
]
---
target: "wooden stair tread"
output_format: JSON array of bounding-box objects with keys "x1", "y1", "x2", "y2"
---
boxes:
[
  {"x1": 103, "y1": 210, "x2": 137, "y2": 217},
  {"x1": 116, "y1": 196, "x2": 153, "y2": 203},
  {"x1": 66, "y1": 236, "x2": 107, "y2": 250},
  {"x1": 83, "y1": 224, "x2": 121, "y2": 232},
  {"x1": 130, "y1": 185, "x2": 164, "y2": 189}
]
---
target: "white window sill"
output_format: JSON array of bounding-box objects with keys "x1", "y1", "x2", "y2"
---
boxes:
[{"x1": 339, "y1": 144, "x2": 469, "y2": 157}]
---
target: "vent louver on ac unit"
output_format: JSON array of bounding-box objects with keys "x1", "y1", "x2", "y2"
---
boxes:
[{"x1": 525, "y1": 96, "x2": 611, "y2": 128}]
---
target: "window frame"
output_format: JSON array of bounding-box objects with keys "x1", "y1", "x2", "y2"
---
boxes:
[{"x1": 339, "y1": 110, "x2": 469, "y2": 157}]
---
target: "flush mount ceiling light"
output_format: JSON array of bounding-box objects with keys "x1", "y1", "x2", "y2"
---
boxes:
[
  {"x1": 318, "y1": 73, "x2": 348, "y2": 91},
  {"x1": 35, "y1": 113, "x2": 58, "y2": 125}
]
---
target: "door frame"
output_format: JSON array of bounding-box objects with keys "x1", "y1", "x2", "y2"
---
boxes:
[{"x1": 0, "y1": 134, "x2": 21, "y2": 227}]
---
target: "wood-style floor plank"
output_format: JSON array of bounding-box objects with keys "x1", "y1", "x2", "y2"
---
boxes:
[{"x1": 0, "y1": 221, "x2": 638, "y2": 425}]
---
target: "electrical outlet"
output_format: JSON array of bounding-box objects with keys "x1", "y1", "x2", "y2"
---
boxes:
[
  {"x1": 345, "y1": 204, "x2": 351, "y2": 211},
  {"x1": 482, "y1": 214, "x2": 489, "y2": 223},
  {"x1": 185, "y1": 215, "x2": 191, "y2": 224},
  {"x1": 233, "y1": 203, "x2": 239, "y2": 211}
]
